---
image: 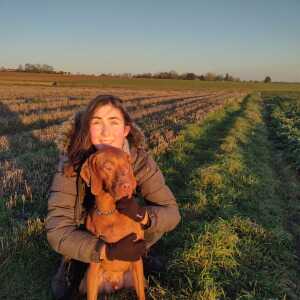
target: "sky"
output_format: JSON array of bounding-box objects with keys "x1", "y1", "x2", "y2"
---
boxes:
[{"x1": 0, "y1": 0, "x2": 299, "y2": 82}]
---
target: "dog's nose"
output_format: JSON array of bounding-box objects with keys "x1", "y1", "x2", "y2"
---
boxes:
[{"x1": 121, "y1": 183, "x2": 130, "y2": 192}]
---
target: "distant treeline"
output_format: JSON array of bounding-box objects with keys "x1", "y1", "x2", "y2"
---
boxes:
[
  {"x1": 132, "y1": 71, "x2": 241, "y2": 81},
  {"x1": 19, "y1": 64, "x2": 55, "y2": 73},
  {"x1": 0, "y1": 64, "x2": 273, "y2": 83},
  {"x1": 0, "y1": 64, "x2": 70, "y2": 75}
]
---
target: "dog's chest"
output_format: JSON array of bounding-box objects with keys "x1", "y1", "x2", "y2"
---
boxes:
[{"x1": 92, "y1": 212, "x2": 143, "y2": 243}]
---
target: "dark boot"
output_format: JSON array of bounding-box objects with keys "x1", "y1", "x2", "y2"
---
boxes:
[
  {"x1": 143, "y1": 247, "x2": 166, "y2": 276},
  {"x1": 51, "y1": 259, "x2": 68, "y2": 300}
]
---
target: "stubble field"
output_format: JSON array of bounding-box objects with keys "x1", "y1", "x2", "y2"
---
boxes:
[{"x1": 0, "y1": 79, "x2": 300, "y2": 299}]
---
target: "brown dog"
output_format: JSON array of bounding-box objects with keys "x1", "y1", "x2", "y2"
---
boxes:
[{"x1": 78, "y1": 145, "x2": 146, "y2": 300}]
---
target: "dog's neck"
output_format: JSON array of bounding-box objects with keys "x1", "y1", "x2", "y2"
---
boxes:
[{"x1": 94, "y1": 192, "x2": 116, "y2": 215}]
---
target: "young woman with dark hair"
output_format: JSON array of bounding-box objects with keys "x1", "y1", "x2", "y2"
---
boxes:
[{"x1": 45, "y1": 95, "x2": 180, "y2": 299}]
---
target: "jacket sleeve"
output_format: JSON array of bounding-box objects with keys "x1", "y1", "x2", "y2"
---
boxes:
[
  {"x1": 133, "y1": 149, "x2": 181, "y2": 238},
  {"x1": 45, "y1": 155, "x2": 104, "y2": 263}
]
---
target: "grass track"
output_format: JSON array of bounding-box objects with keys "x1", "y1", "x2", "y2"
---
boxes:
[{"x1": 147, "y1": 93, "x2": 300, "y2": 299}]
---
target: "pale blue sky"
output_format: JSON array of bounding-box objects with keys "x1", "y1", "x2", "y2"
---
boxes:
[{"x1": 0, "y1": 0, "x2": 299, "y2": 81}]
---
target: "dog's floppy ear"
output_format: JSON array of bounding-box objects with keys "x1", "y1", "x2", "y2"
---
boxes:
[
  {"x1": 90, "y1": 170, "x2": 103, "y2": 196},
  {"x1": 80, "y1": 158, "x2": 91, "y2": 186},
  {"x1": 80, "y1": 156, "x2": 103, "y2": 196}
]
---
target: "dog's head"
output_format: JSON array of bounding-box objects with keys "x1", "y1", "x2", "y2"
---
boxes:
[{"x1": 80, "y1": 145, "x2": 137, "y2": 201}]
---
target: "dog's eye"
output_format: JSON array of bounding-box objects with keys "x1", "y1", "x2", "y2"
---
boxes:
[
  {"x1": 120, "y1": 167, "x2": 129, "y2": 176},
  {"x1": 102, "y1": 161, "x2": 114, "y2": 172}
]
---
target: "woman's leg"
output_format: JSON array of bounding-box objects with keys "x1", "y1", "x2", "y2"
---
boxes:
[
  {"x1": 51, "y1": 258, "x2": 68, "y2": 299},
  {"x1": 51, "y1": 257, "x2": 87, "y2": 300}
]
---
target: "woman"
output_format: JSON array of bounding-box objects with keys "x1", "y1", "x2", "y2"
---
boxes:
[{"x1": 45, "y1": 95, "x2": 180, "y2": 299}]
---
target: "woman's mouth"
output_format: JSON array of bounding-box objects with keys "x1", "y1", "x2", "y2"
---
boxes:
[{"x1": 100, "y1": 140, "x2": 113, "y2": 144}]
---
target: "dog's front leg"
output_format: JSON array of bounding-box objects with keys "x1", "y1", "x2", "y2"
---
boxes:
[
  {"x1": 87, "y1": 262, "x2": 101, "y2": 300},
  {"x1": 132, "y1": 259, "x2": 146, "y2": 300}
]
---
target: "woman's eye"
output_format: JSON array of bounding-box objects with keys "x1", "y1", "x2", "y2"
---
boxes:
[{"x1": 91, "y1": 120, "x2": 101, "y2": 126}]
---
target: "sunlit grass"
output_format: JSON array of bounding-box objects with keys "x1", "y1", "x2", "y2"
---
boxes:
[{"x1": 153, "y1": 93, "x2": 300, "y2": 299}]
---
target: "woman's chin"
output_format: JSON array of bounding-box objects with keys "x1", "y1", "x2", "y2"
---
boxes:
[
  {"x1": 95, "y1": 142, "x2": 113, "y2": 149},
  {"x1": 95, "y1": 142, "x2": 123, "y2": 149}
]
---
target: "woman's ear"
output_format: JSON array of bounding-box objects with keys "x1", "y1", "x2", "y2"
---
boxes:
[{"x1": 124, "y1": 125, "x2": 131, "y2": 137}]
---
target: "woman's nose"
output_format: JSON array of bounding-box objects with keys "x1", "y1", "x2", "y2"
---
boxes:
[{"x1": 101, "y1": 125, "x2": 110, "y2": 137}]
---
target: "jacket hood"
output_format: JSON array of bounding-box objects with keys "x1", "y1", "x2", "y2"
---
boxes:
[{"x1": 55, "y1": 109, "x2": 147, "y2": 156}]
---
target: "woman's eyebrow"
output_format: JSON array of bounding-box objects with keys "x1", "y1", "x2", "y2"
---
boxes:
[
  {"x1": 91, "y1": 116, "x2": 121, "y2": 120},
  {"x1": 108, "y1": 116, "x2": 122, "y2": 121}
]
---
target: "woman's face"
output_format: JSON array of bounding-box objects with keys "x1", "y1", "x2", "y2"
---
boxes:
[{"x1": 89, "y1": 104, "x2": 130, "y2": 149}]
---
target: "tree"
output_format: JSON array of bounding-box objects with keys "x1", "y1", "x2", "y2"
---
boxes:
[
  {"x1": 264, "y1": 76, "x2": 272, "y2": 83},
  {"x1": 224, "y1": 73, "x2": 234, "y2": 81},
  {"x1": 169, "y1": 70, "x2": 179, "y2": 79},
  {"x1": 185, "y1": 72, "x2": 197, "y2": 80},
  {"x1": 204, "y1": 72, "x2": 216, "y2": 81},
  {"x1": 215, "y1": 74, "x2": 224, "y2": 81},
  {"x1": 24, "y1": 63, "x2": 54, "y2": 73},
  {"x1": 180, "y1": 72, "x2": 197, "y2": 80}
]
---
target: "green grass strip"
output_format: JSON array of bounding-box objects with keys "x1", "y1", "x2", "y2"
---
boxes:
[
  {"x1": 150, "y1": 93, "x2": 299, "y2": 299},
  {"x1": 265, "y1": 94, "x2": 300, "y2": 171}
]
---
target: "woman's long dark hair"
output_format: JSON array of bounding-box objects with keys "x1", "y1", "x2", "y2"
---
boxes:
[{"x1": 65, "y1": 95, "x2": 139, "y2": 174}]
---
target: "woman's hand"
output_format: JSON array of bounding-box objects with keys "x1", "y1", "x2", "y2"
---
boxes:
[
  {"x1": 116, "y1": 197, "x2": 146, "y2": 222},
  {"x1": 105, "y1": 233, "x2": 146, "y2": 261}
]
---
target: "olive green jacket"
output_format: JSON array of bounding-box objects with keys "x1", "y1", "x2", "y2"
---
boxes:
[{"x1": 45, "y1": 112, "x2": 180, "y2": 263}]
